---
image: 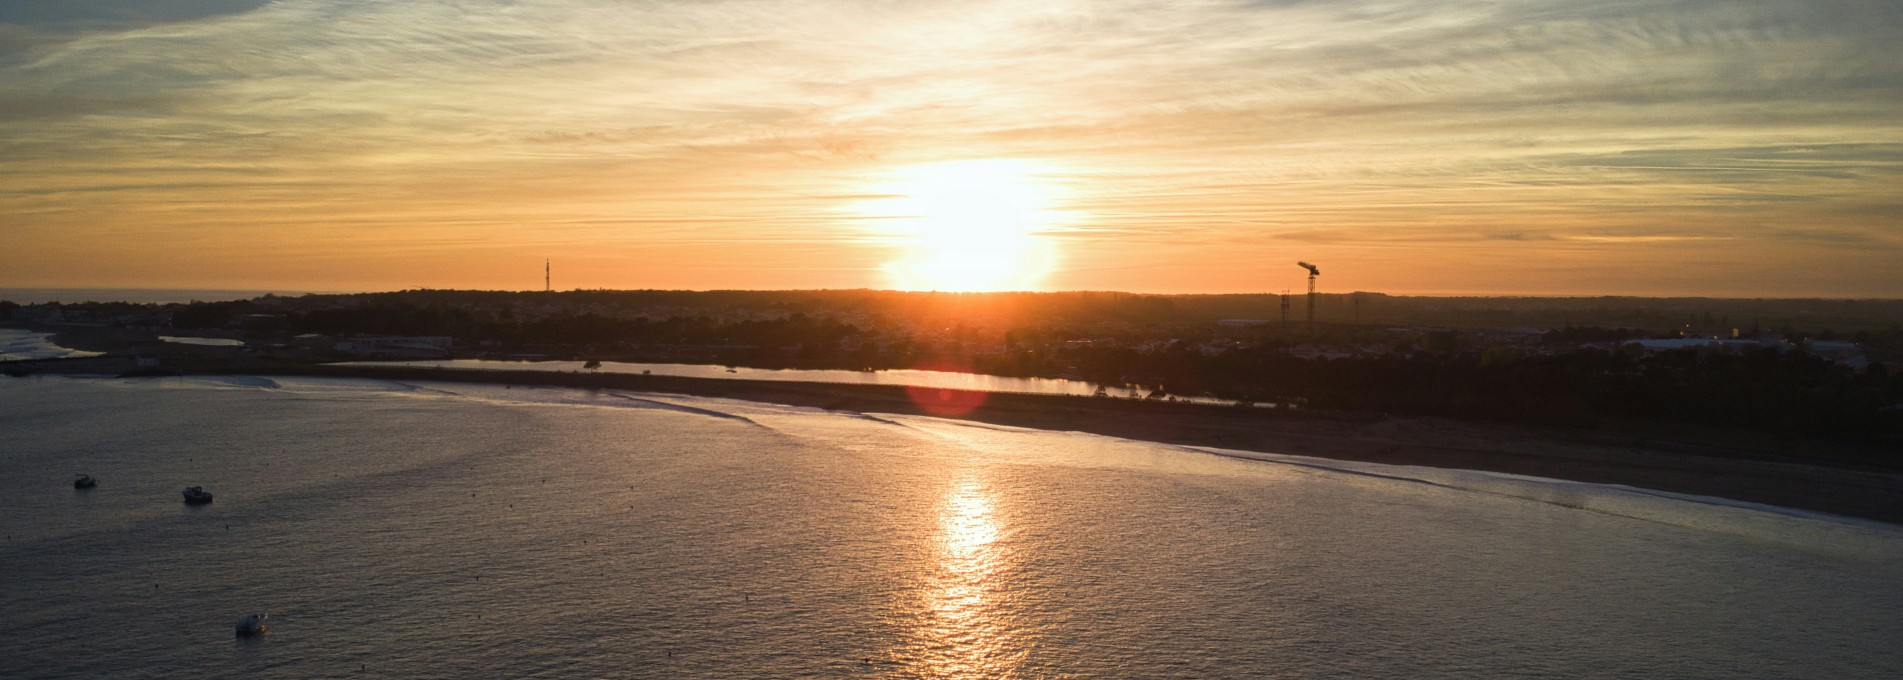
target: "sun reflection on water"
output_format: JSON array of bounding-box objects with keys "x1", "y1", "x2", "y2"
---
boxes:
[{"x1": 912, "y1": 474, "x2": 1027, "y2": 678}]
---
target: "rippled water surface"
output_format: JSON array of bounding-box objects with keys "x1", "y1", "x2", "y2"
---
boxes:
[
  {"x1": 3, "y1": 376, "x2": 1901, "y2": 678},
  {"x1": 337, "y1": 359, "x2": 1248, "y2": 405}
]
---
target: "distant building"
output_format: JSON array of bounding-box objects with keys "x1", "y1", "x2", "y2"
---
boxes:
[
  {"x1": 232, "y1": 314, "x2": 287, "y2": 330},
  {"x1": 1805, "y1": 340, "x2": 1868, "y2": 369},
  {"x1": 1621, "y1": 337, "x2": 1799, "y2": 354},
  {"x1": 334, "y1": 336, "x2": 453, "y2": 358},
  {"x1": 14, "y1": 304, "x2": 63, "y2": 323},
  {"x1": 1622, "y1": 338, "x2": 1718, "y2": 352}
]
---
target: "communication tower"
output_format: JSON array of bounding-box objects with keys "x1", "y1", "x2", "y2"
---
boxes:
[{"x1": 1279, "y1": 289, "x2": 1291, "y2": 333}]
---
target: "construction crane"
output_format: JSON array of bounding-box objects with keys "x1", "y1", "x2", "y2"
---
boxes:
[{"x1": 1296, "y1": 261, "x2": 1320, "y2": 333}]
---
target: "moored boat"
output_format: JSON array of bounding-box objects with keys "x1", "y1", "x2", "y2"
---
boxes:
[{"x1": 182, "y1": 486, "x2": 214, "y2": 504}]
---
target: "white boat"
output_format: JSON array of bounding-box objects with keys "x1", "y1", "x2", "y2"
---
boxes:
[
  {"x1": 235, "y1": 613, "x2": 267, "y2": 636},
  {"x1": 182, "y1": 486, "x2": 214, "y2": 504}
]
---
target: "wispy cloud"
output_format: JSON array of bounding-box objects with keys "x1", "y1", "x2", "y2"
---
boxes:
[{"x1": 1, "y1": 0, "x2": 1900, "y2": 294}]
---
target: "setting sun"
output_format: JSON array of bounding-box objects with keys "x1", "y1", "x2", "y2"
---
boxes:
[{"x1": 866, "y1": 160, "x2": 1065, "y2": 292}]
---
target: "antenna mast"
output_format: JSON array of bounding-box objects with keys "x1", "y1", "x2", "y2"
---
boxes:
[{"x1": 1279, "y1": 289, "x2": 1291, "y2": 334}]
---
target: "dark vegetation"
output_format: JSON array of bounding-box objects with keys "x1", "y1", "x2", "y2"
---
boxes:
[
  {"x1": 9, "y1": 289, "x2": 1902, "y2": 443},
  {"x1": 1042, "y1": 344, "x2": 1898, "y2": 435}
]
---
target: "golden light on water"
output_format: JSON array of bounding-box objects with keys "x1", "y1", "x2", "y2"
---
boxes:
[
  {"x1": 864, "y1": 160, "x2": 1066, "y2": 292},
  {"x1": 916, "y1": 473, "x2": 1026, "y2": 677}
]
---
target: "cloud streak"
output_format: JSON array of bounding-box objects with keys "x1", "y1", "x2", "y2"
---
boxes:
[{"x1": 1, "y1": 0, "x2": 1900, "y2": 294}]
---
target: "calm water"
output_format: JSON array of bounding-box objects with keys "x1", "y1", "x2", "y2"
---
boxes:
[{"x1": 2, "y1": 376, "x2": 1900, "y2": 678}]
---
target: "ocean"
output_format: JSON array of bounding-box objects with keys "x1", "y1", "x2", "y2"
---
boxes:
[{"x1": 2, "y1": 375, "x2": 1900, "y2": 678}]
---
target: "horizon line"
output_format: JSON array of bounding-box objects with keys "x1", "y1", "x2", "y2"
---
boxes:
[{"x1": 5, "y1": 286, "x2": 1903, "y2": 303}]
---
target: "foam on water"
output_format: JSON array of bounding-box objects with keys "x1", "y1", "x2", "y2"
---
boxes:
[{"x1": 0, "y1": 328, "x2": 104, "y2": 362}]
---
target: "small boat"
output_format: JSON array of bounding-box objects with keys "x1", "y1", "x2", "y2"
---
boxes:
[
  {"x1": 235, "y1": 613, "x2": 267, "y2": 636},
  {"x1": 74, "y1": 474, "x2": 98, "y2": 489},
  {"x1": 182, "y1": 486, "x2": 214, "y2": 504}
]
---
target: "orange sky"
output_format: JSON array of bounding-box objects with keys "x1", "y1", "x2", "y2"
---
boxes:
[{"x1": 2, "y1": 0, "x2": 1901, "y2": 296}]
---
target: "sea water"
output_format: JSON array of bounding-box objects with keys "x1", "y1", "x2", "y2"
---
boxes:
[{"x1": 2, "y1": 376, "x2": 1900, "y2": 678}]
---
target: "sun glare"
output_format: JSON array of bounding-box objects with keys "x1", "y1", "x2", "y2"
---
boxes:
[{"x1": 864, "y1": 160, "x2": 1064, "y2": 292}]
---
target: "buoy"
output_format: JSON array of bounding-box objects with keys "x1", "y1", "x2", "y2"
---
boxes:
[{"x1": 235, "y1": 612, "x2": 268, "y2": 636}]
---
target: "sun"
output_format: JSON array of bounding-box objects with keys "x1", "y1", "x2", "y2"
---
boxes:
[{"x1": 863, "y1": 160, "x2": 1063, "y2": 292}]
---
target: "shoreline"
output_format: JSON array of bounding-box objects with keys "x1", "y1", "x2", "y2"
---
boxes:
[
  {"x1": 9, "y1": 347, "x2": 1902, "y2": 525},
  {"x1": 238, "y1": 363, "x2": 1903, "y2": 525}
]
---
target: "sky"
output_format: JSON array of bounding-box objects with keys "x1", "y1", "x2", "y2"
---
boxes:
[{"x1": 2, "y1": 0, "x2": 1900, "y2": 297}]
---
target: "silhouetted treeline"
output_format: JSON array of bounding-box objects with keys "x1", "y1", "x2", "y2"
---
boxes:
[
  {"x1": 15, "y1": 289, "x2": 1903, "y2": 441},
  {"x1": 1017, "y1": 344, "x2": 1899, "y2": 436},
  {"x1": 144, "y1": 288, "x2": 1903, "y2": 336}
]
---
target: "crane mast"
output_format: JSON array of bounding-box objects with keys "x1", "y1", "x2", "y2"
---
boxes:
[{"x1": 1296, "y1": 262, "x2": 1320, "y2": 334}]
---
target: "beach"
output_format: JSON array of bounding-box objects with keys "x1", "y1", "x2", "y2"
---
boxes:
[{"x1": 8, "y1": 323, "x2": 1901, "y2": 526}]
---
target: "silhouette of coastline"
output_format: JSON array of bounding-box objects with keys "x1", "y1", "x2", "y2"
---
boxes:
[{"x1": 17, "y1": 357, "x2": 1893, "y2": 525}]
